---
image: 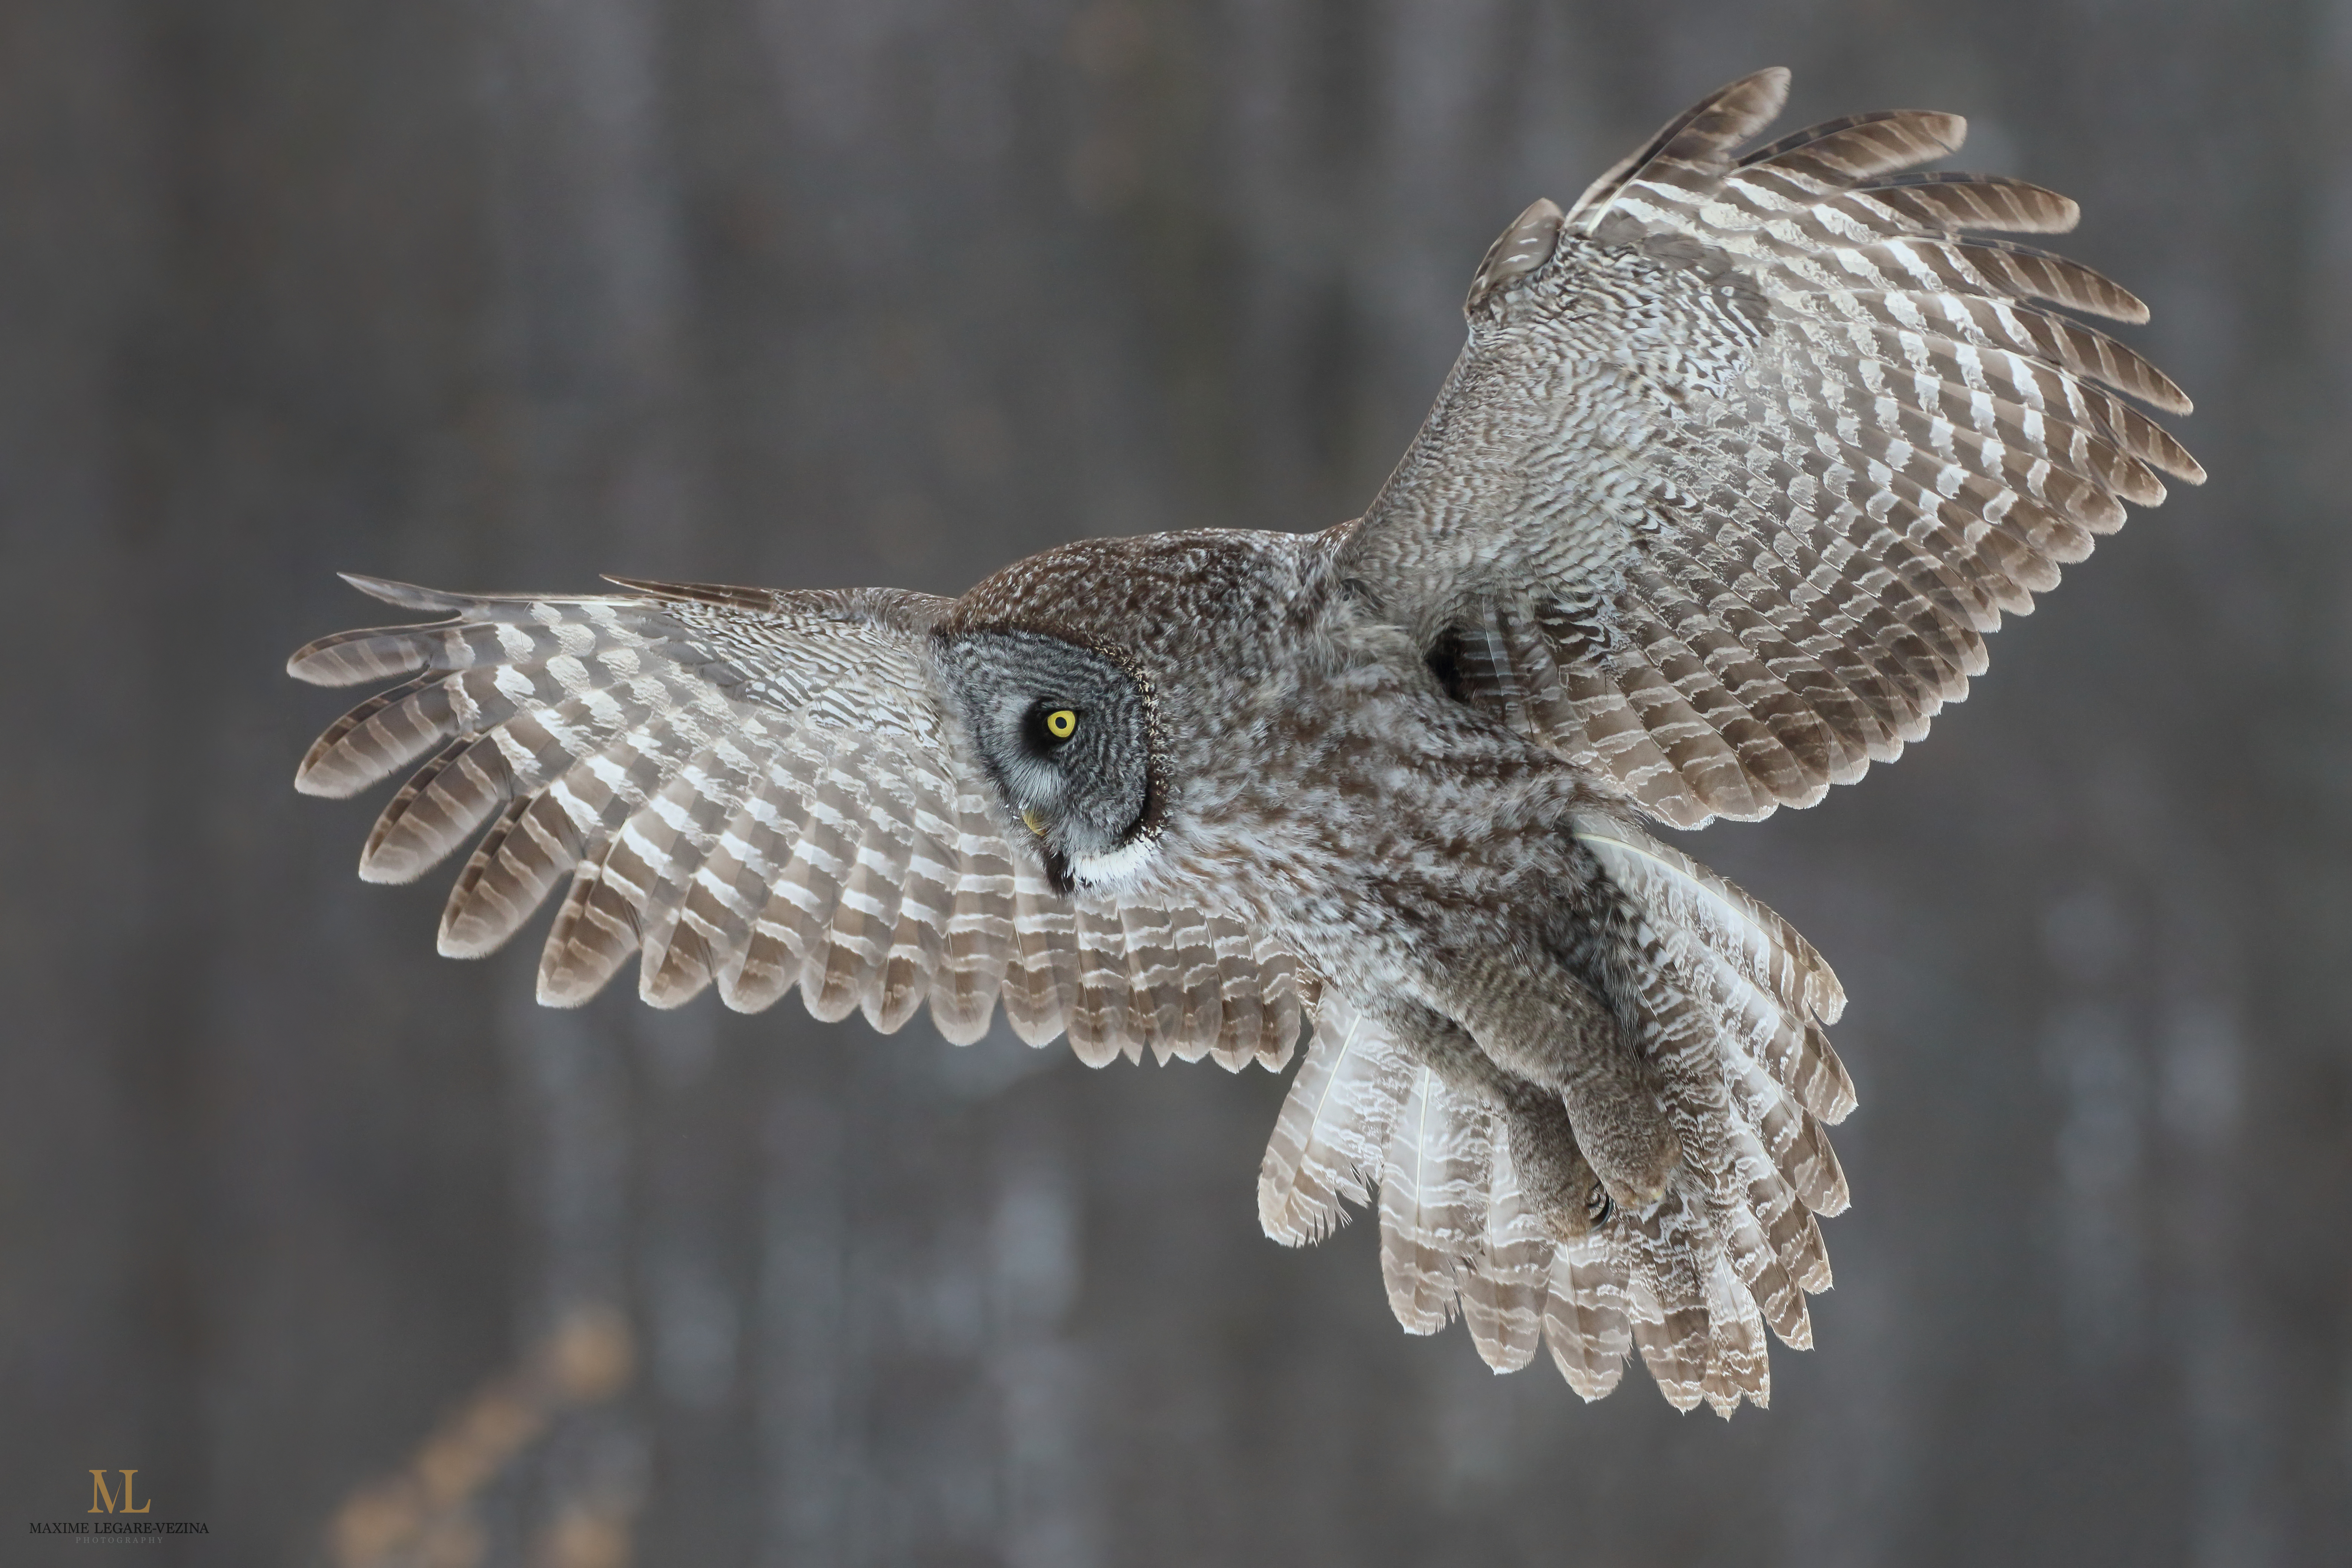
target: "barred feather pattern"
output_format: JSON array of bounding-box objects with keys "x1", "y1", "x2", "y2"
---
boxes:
[
  {"x1": 1342, "y1": 65, "x2": 2200, "y2": 829},
  {"x1": 290, "y1": 575, "x2": 1313, "y2": 1070},
  {"x1": 1256, "y1": 815, "x2": 1846, "y2": 1413},
  {"x1": 287, "y1": 71, "x2": 2143, "y2": 1419}
]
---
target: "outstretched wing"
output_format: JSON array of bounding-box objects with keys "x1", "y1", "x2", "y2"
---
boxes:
[
  {"x1": 1338, "y1": 67, "x2": 2202, "y2": 828},
  {"x1": 289, "y1": 575, "x2": 1314, "y2": 1069},
  {"x1": 1258, "y1": 812, "x2": 1847, "y2": 1413}
]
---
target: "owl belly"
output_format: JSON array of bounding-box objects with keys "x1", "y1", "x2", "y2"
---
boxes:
[{"x1": 1191, "y1": 696, "x2": 1683, "y2": 1221}]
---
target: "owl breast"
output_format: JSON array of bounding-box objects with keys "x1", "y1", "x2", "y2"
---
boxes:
[
  {"x1": 1142, "y1": 604, "x2": 1611, "y2": 995},
  {"x1": 941, "y1": 524, "x2": 1661, "y2": 1209}
]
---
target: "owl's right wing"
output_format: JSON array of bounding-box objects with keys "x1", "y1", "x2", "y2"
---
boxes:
[{"x1": 289, "y1": 575, "x2": 1314, "y2": 1070}]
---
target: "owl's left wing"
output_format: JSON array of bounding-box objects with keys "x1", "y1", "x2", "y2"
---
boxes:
[
  {"x1": 1336, "y1": 67, "x2": 2202, "y2": 828},
  {"x1": 289, "y1": 575, "x2": 1314, "y2": 1069}
]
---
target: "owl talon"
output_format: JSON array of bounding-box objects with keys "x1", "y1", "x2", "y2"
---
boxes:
[{"x1": 1541, "y1": 1182, "x2": 1614, "y2": 1242}]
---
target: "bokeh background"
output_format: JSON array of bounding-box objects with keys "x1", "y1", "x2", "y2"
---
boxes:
[{"x1": 4, "y1": 0, "x2": 2346, "y2": 1562}]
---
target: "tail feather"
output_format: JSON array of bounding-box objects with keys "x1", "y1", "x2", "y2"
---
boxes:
[
  {"x1": 1257, "y1": 995, "x2": 1414, "y2": 1247},
  {"x1": 1253, "y1": 823, "x2": 1844, "y2": 1415},
  {"x1": 1375, "y1": 1069, "x2": 1491, "y2": 1334},
  {"x1": 1456, "y1": 1132, "x2": 1554, "y2": 1373},
  {"x1": 1542, "y1": 1237, "x2": 1633, "y2": 1401},
  {"x1": 1622, "y1": 1207, "x2": 1713, "y2": 1412}
]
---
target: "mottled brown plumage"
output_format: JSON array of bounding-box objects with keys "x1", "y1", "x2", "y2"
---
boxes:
[{"x1": 289, "y1": 69, "x2": 2194, "y2": 1414}]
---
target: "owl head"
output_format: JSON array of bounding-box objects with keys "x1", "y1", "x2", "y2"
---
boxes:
[
  {"x1": 930, "y1": 621, "x2": 1160, "y2": 892},
  {"x1": 930, "y1": 529, "x2": 1331, "y2": 892}
]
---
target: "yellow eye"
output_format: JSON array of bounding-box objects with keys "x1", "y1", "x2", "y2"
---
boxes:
[{"x1": 1045, "y1": 708, "x2": 1078, "y2": 741}]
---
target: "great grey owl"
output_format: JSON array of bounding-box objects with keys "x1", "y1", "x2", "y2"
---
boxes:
[{"x1": 289, "y1": 69, "x2": 2197, "y2": 1414}]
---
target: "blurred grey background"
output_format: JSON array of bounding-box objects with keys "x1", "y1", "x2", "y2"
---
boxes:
[{"x1": 2, "y1": 0, "x2": 2344, "y2": 1563}]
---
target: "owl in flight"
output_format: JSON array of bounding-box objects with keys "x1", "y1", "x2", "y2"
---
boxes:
[{"x1": 290, "y1": 69, "x2": 2197, "y2": 1414}]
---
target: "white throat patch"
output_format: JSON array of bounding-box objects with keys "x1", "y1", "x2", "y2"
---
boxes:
[{"x1": 1068, "y1": 834, "x2": 1160, "y2": 892}]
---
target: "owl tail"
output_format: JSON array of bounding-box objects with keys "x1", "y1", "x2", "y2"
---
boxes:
[{"x1": 1256, "y1": 815, "x2": 1852, "y2": 1416}]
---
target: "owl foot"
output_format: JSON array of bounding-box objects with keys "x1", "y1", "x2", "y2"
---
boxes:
[
  {"x1": 1588, "y1": 1125, "x2": 1680, "y2": 1214},
  {"x1": 1493, "y1": 1092, "x2": 1611, "y2": 1241},
  {"x1": 1559, "y1": 1051, "x2": 1681, "y2": 1214},
  {"x1": 1538, "y1": 1178, "x2": 1615, "y2": 1246}
]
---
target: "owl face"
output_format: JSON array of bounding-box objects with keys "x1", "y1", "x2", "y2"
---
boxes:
[{"x1": 934, "y1": 628, "x2": 1160, "y2": 891}]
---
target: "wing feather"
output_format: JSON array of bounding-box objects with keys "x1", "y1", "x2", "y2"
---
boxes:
[
  {"x1": 540, "y1": 840, "x2": 643, "y2": 1006},
  {"x1": 1337, "y1": 67, "x2": 2197, "y2": 826},
  {"x1": 636, "y1": 740, "x2": 774, "y2": 1007},
  {"x1": 289, "y1": 578, "x2": 1315, "y2": 1070}
]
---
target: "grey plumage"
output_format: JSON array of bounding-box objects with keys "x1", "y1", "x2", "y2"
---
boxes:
[{"x1": 289, "y1": 69, "x2": 2194, "y2": 1415}]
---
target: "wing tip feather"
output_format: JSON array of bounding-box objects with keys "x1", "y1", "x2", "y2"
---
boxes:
[
  {"x1": 293, "y1": 764, "x2": 355, "y2": 799},
  {"x1": 336, "y1": 572, "x2": 470, "y2": 612},
  {"x1": 355, "y1": 852, "x2": 422, "y2": 887}
]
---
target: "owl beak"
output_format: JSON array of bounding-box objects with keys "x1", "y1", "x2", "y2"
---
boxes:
[{"x1": 1020, "y1": 805, "x2": 1049, "y2": 838}]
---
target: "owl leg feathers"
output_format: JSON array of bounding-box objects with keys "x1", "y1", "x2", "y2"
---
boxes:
[
  {"x1": 1377, "y1": 999, "x2": 1613, "y2": 1241},
  {"x1": 1421, "y1": 947, "x2": 1683, "y2": 1217}
]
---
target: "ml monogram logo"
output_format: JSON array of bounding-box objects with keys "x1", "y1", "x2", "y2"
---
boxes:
[
  {"x1": 27, "y1": 1468, "x2": 206, "y2": 1539},
  {"x1": 86, "y1": 1471, "x2": 150, "y2": 1515}
]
